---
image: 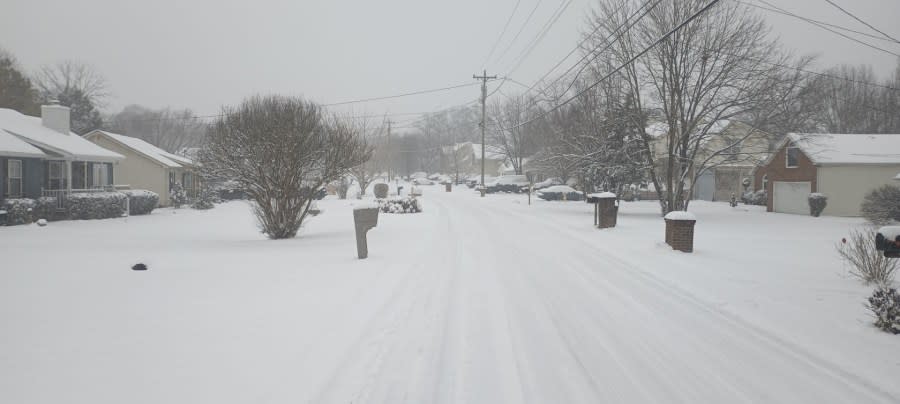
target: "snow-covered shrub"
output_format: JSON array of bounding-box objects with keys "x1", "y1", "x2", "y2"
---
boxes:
[
  {"x1": 34, "y1": 197, "x2": 57, "y2": 221},
  {"x1": 808, "y1": 193, "x2": 827, "y2": 217},
  {"x1": 861, "y1": 185, "x2": 900, "y2": 225},
  {"x1": 121, "y1": 190, "x2": 159, "y2": 215},
  {"x1": 867, "y1": 287, "x2": 900, "y2": 334},
  {"x1": 1, "y1": 198, "x2": 36, "y2": 225},
  {"x1": 169, "y1": 182, "x2": 186, "y2": 208},
  {"x1": 837, "y1": 228, "x2": 898, "y2": 285},
  {"x1": 537, "y1": 185, "x2": 584, "y2": 201},
  {"x1": 65, "y1": 192, "x2": 127, "y2": 220},
  {"x1": 378, "y1": 196, "x2": 422, "y2": 214},
  {"x1": 741, "y1": 189, "x2": 767, "y2": 206},
  {"x1": 192, "y1": 187, "x2": 215, "y2": 210}
]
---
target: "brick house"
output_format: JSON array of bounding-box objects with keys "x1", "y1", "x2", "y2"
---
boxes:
[{"x1": 753, "y1": 133, "x2": 900, "y2": 216}]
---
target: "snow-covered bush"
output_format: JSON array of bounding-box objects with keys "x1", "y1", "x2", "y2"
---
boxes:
[
  {"x1": 169, "y1": 182, "x2": 187, "y2": 208},
  {"x1": 121, "y1": 190, "x2": 159, "y2": 215},
  {"x1": 66, "y1": 192, "x2": 127, "y2": 220},
  {"x1": 867, "y1": 287, "x2": 900, "y2": 334},
  {"x1": 537, "y1": 185, "x2": 584, "y2": 201},
  {"x1": 808, "y1": 193, "x2": 827, "y2": 217},
  {"x1": 837, "y1": 228, "x2": 898, "y2": 285},
  {"x1": 337, "y1": 178, "x2": 351, "y2": 200},
  {"x1": 1, "y1": 198, "x2": 36, "y2": 225},
  {"x1": 861, "y1": 185, "x2": 900, "y2": 225},
  {"x1": 741, "y1": 189, "x2": 767, "y2": 206},
  {"x1": 34, "y1": 197, "x2": 56, "y2": 221},
  {"x1": 192, "y1": 187, "x2": 215, "y2": 210},
  {"x1": 378, "y1": 197, "x2": 422, "y2": 214}
]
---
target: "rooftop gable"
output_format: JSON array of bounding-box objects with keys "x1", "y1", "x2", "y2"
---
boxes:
[
  {"x1": 0, "y1": 108, "x2": 122, "y2": 161},
  {"x1": 788, "y1": 133, "x2": 900, "y2": 165},
  {"x1": 85, "y1": 130, "x2": 194, "y2": 169}
]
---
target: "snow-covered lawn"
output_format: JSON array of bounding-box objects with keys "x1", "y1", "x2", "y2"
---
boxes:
[{"x1": 2, "y1": 187, "x2": 897, "y2": 403}]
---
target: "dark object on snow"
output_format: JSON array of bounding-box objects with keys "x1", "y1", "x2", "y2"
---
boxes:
[
  {"x1": 132, "y1": 263, "x2": 148, "y2": 271},
  {"x1": 729, "y1": 193, "x2": 738, "y2": 207},
  {"x1": 867, "y1": 287, "x2": 900, "y2": 334},
  {"x1": 875, "y1": 231, "x2": 900, "y2": 258},
  {"x1": 593, "y1": 194, "x2": 618, "y2": 229},
  {"x1": 374, "y1": 183, "x2": 389, "y2": 199}
]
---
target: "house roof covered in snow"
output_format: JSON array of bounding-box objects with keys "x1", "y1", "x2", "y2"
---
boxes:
[
  {"x1": 0, "y1": 129, "x2": 47, "y2": 158},
  {"x1": 0, "y1": 108, "x2": 123, "y2": 162},
  {"x1": 85, "y1": 130, "x2": 195, "y2": 169},
  {"x1": 786, "y1": 133, "x2": 900, "y2": 165}
]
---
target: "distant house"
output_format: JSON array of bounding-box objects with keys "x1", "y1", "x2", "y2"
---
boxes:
[
  {"x1": 440, "y1": 142, "x2": 507, "y2": 179},
  {"x1": 83, "y1": 130, "x2": 199, "y2": 207},
  {"x1": 647, "y1": 120, "x2": 773, "y2": 202},
  {"x1": 0, "y1": 105, "x2": 123, "y2": 208},
  {"x1": 753, "y1": 133, "x2": 900, "y2": 216}
]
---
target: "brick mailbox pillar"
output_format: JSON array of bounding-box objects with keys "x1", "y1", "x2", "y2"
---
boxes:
[
  {"x1": 445, "y1": 182, "x2": 452, "y2": 192},
  {"x1": 588, "y1": 192, "x2": 618, "y2": 229},
  {"x1": 353, "y1": 206, "x2": 379, "y2": 259},
  {"x1": 664, "y1": 211, "x2": 697, "y2": 253}
]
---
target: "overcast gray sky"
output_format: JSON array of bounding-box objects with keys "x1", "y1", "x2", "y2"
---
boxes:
[{"x1": 2, "y1": 0, "x2": 898, "y2": 125}]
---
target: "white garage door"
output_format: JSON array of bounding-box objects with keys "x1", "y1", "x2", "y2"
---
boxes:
[{"x1": 773, "y1": 181, "x2": 811, "y2": 214}]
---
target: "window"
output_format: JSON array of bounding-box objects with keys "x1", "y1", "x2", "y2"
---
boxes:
[
  {"x1": 723, "y1": 140, "x2": 742, "y2": 162},
  {"x1": 169, "y1": 171, "x2": 176, "y2": 191},
  {"x1": 8, "y1": 159, "x2": 23, "y2": 197},
  {"x1": 92, "y1": 163, "x2": 108, "y2": 188},
  {"x1": 786, "y1": 145, "x2": 800, "y2": 168},
  {"x1": 182, "y1": 172, "x2": 193, "y2": 192},
  {"x1": 48, "y1": 161, "x2": 65, "y2": 190}
]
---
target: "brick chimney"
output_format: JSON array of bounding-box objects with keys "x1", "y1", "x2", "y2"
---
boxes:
[{"x1": 41, "y1": 102, "x2": 71, "y2": 135}]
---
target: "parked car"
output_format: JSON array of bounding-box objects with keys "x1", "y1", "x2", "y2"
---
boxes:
[
  {"x1": 466, "y1": 175, "x2": 494, "y2": 188},
  {"x1": 412, "y1": 177, "x2": 435, "y2": 185},
  {"x1": 485, "y1": 175, "x2": 530, "y2": 193},
  {"x1": 533, "y1": 177, "x2": 563, "y2": 190}
]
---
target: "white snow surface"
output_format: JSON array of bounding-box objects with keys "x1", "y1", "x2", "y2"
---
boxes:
[
  {"x1": 664, "y1": 210, "x2": 697, "y2": 221},
  {"x1": 539, "y1": 185, "x2": 580, "y2": 194},
  {"x1": 587, "y1": 191, "x2": 617, "y2": 198},
  {"x1": 0, "y1": 129, "x2": 46, "y2": 157},
  {"x1": 788, "y1": 133, "x2": 900, "y2": 165},
  {"x1": 352, "y1": 201, "x2": 380, "y2": 210},
  {"x1": 2, "y1": 192, "x2": 898, "y2": 403},
  {"x1": 878, "y1": 226, "x2": 900, "y2": 240},
  {"x1": 88, "y1": 130, "x2": 194, "y2": 168},
  {"x1": 0, "y1": 108, "x2": 123, "y2": 161}
]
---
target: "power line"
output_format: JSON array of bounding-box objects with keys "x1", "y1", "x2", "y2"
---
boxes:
[
  {"x1": 482, "y1": 0, "x2": 523, "y2": 69},
  {"x1": 752, "y1": 0, "x2": 900, "y2": 58},
  {"x1": 506, "y1": 0, "x2": 725, "y2": 131},
  {"x1": 735, "y1": 0, "x2": 898, "y2": 44},
  {"x1": 503, "y1": 0, "x2": 575, "y2": 77},
  {"x1": 492, "y1": 0, "x2": 545, "y2": 67},
  {"x1": 322, "y1": 81, "x2": 485, "y2": 106},
  {"x1": 821, "y1": 0, "x2": 900, "y2": 44}
]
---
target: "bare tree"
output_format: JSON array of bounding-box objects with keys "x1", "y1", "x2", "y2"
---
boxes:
[
  {"x1": 349, "y1": 116, "x2": 387, "y2": 198},
  {"x1": 587, "y1": 0, "x2": 810, "y2": 213},
  {"x1": 202, "y1": 95, "x2": 371, "y2": 239},
  {"x1": 489, "y1": 94, "x2": 542, "y2": 175},
  {"x1": 33, "y1": 60, "x2": 108, "y2": 106},
  {"x1": 107, "y1": 105, "x2": 208, "y2": 152}
]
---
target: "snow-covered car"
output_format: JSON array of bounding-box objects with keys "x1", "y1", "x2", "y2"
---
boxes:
[
  {"x1": 465, "y1": 175, "x2": 494, "y2": 188},
  {"x1": 533, "y1": 177, "x2": 563, "y2": 190},
  {"x1": 485, "y1": 175, "x2": 530, "y2": 193},
  {"x1": 412, "y1": 178, "x2": 435, "y2": 185},
  {"x1": 537, "y1": 185, "x2": 584, "y2": 201}
]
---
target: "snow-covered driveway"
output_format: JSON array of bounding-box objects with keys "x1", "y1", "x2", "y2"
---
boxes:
[{"x1": 2, "y1": 187, "x2": 897, "y2": 403}]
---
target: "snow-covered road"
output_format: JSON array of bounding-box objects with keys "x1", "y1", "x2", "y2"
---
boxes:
[
  {"x1": 309, "y1": 190, "x2": 896, "y2": 403},
  {"x1": 2, "y1": 187, "x2": 897, "y2": 403}
]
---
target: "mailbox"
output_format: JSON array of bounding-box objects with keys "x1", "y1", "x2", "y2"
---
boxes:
[
  {"x1": 353, "y1": 206, "x2": 379, "y2": 259},
  {"x1": 876, "y1": 226, "x2": 900, "y2": 258}
]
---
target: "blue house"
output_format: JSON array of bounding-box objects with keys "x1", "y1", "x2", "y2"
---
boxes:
[{"x1": 0, "y1": 104, "x2": 124, "y2": 209}]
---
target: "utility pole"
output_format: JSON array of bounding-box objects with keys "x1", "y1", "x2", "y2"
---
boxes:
[
  {"x1": 473, "y1": 70, "x2": 496, "y2": 197},
  {"x1": 386, "y1": 119, "x2": 392, "y2": 182}
]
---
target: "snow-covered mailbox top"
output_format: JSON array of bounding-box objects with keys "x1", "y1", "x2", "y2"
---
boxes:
[
  {"x1": 664, "y1": 211, "x2": 697, "y2": 221},
  {"x1": 876, "y1": 226, "x2": 900, "y2": 258},
  {"x1": 586, "y1": 192, "x2": 616, "y2": 204}
]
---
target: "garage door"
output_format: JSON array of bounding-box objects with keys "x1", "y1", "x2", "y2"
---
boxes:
[{"x1": 773, "y1": 181, "x2": 811, "y2": 214}]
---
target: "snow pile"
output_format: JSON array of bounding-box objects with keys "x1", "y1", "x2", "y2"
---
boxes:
[
  {"x1": 879, "y1": 226, "x2": 900, "y2": 241},
  {"x1": 541, "y1": 185, "x2": 580, "y2": 194},
  {"x1": 587, "y1": 192, "x2": 617, "y2": 199},
  {"x1": 352, "y1": 202, "x2": 380, "y2": 211},
  {"x1": 664, "y1": 210, "x2": 697, "y2": 221}
]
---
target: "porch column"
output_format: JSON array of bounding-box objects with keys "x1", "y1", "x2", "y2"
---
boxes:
[{"x1": 66, "y1": 160, "x2": 72, "y2": 192}]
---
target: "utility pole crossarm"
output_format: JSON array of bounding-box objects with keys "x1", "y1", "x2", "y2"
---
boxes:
[{"x1": 473, "y1": 70, "x2": 497, "y2": 197}]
